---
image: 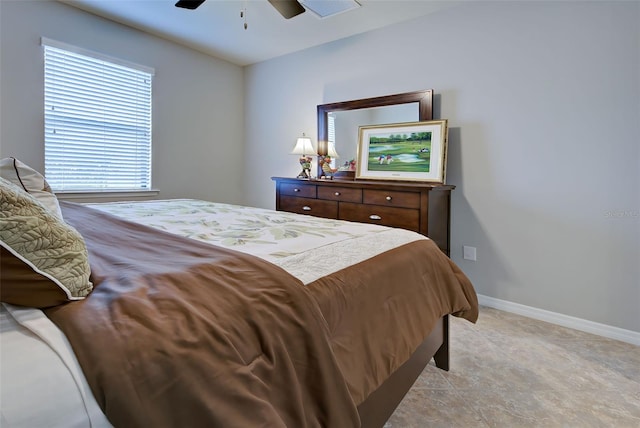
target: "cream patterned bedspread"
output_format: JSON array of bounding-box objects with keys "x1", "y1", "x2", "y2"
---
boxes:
[{"x1": 86, "y1": 199, "x2": 426, "y2": 284}]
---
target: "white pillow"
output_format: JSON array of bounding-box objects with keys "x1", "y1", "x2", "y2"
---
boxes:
[
  {"x1": 1, "y1": 303, "x2": 113, "y2": 428},
  {"x1": 0, "y1": 157, "x2": 62, "y2": 219}
]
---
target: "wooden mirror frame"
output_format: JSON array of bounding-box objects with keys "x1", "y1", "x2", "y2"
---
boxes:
[{"x1": 316, "y1": 89, "x2": 434, "y2": 178}]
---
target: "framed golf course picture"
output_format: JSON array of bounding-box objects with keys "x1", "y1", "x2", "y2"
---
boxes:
[{"x1": 356, "y1": 120, "x2": 448, "y2": 183}]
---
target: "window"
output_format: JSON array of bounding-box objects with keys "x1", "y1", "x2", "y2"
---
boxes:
[{"x1": 42, "y1": 38, "x2": 154, "y2": 192}]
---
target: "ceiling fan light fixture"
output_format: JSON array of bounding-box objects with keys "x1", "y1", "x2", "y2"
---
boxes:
[
  {"x1": 300, "y1": 0, "x2": 361, "y2": 19},
  {"x1": 267, "y1": 0, "x2": 306, "y2": 19},
  {"x1": 174, "y1": 0, "x2": 206, "y2": 10}
]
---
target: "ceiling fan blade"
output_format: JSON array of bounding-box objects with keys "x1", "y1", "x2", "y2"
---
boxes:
[
  {"x1": 267, "y1": 0, "x2": 306, "y2": 19},
  {"x1": 175, "y1": 0, "x2": 206, "y2": 10}
]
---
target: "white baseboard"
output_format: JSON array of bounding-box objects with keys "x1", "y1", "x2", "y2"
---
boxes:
[{"x1": 477, "y1": 294, "x2": 640, "y2": 346}]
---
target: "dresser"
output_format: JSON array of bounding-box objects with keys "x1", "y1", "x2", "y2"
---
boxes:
[{"x1": 272, "y1": 177, "x2": 454, "y2": 256}]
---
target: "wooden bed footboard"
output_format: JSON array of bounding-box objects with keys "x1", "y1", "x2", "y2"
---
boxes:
[{"x1": 357, "y1": 315, "x2": 449, "y2": 428}]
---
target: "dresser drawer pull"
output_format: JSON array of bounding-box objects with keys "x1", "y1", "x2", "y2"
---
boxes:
[
  {"x1": 294, "y1": 188, "x2": 300, "y2": 192},
  {"x1": 369, "y1": 214, "x2": 382, "y2": 220},
  {"x1": 302, "y1": 206, "x2": 312, "y2": 211},
  {"x1": 385, "y1": 196, "x2": 392, "y2": 201},
  {"x1": 334, "y1": 192, "x2": 341, "y2": 196}
]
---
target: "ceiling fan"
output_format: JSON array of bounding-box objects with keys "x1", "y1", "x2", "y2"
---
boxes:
[{"x1": 175, "y1": 0, "x2": 306, "y2": 20}]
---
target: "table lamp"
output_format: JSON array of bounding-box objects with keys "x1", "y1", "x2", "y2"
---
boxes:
[{"x1": 291, "y1": 133, "x2": 317, "y2": 178}]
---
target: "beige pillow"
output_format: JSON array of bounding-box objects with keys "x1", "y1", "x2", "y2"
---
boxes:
[
  {"x1": 0, "y1": 157, "x2": 63, "y2": 219},
  {"x1": 0, "y1": 177, "x2": 92, "y2": 308}
]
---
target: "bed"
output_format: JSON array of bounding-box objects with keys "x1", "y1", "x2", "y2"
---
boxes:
[{"x1": 1, "y1": 169, "x2": 478, "y2": 427}]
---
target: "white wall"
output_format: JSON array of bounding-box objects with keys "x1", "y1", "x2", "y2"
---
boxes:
[
  {"x1": 0, "y1": 0, "x2": 246, "y2": 204},
  {"x1": 244, "y1": 1, "x2": 640, "y2": 333}
]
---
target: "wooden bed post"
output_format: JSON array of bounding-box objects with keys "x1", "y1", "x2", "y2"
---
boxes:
[{"x1": 433, "y1": 314, "x2": 450, "y2": 371}]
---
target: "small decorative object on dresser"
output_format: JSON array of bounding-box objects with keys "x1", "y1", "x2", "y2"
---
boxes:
[
  {"x1": 357, "y1": 120, "x2": 448, "y2": 183},
  {"x1": 290, "y1": 133, "x2": 318, "y2": 179},
  {"x1": 272, "y1": 176, "x2": 454, "y2": 256},
  {"x1": 319, "y1": 155, "x2": 337, "y2": 179}
]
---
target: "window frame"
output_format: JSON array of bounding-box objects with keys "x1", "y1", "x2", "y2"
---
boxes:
[{"x1": 42, "y1": 38, "x2": 156, "y2": 196}]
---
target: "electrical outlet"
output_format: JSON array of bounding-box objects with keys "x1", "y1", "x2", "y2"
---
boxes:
[{"x1": 463, "y1": 246, "x2": 477, "y2": 261}]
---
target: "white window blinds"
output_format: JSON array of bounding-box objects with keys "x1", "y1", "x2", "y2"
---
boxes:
[
  {"x1": 43, "y1": 38, "x2": 154, "y2": 192},
  {"x1": 328, "y1": 112, "x2": 336, "y2": 147},
  {"x1": 327, "y1": 113, "x2": 337, "y2": 168}
]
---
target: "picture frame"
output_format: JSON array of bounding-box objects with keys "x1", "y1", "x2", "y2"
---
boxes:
[{"x1": 356, "y1": 120, "x2": 448, "y2": 183}]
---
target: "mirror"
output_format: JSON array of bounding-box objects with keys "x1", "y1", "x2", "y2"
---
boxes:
[{"x1": 317, "y1": 90, "x2": 433, "y2": 177}]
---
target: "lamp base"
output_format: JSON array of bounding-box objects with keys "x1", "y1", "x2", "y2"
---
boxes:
[
  {"x1": 297, "y1": 156, "x2": 312, "y2": 179},
  {"x1": 297, "y1": 169, "x2": 311, "y2": 179}
]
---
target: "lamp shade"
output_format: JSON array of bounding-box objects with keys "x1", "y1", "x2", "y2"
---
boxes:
[
  {"x1": 291, "y1": 133, "x2": 317, "y2": 156},
  {"x1": 327, "y1": 142, "x2": 340, "y2": 159}
]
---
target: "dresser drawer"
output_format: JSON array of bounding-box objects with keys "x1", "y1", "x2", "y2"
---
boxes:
[
  {"x1": 280, "y1": 196, "x2": 338, "y2": 218},
  {"x1": 317, "y1": 186, "x2": 362, "y2": 203},
  {"x1": 363, "y1": 189, "x2": 420, "y2": 209},
  {"x1": 280, "y1": 183, "x2": 316, "y2": 198},
  {"x1": 339, "y1": 202, "x2": 420, "y2": 232}
]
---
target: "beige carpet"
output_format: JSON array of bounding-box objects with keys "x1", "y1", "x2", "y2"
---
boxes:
[{"x1": 386, "y1": 307, "x2": 640, "y2": 427}]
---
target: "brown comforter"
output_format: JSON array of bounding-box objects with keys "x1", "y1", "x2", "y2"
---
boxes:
[
  {"x1": 46, "y1": 202, "x2": 360, "y2": 427},
  {"x1": 46, "y1": 201, "x2": 478, "y2": 428},
  {"x1": 307, "y1": 240, "x2": 478, "y2": 404}
]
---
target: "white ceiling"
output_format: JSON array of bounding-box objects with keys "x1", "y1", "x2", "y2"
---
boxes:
[{"x1": 60, "y1": 0, "x2": 460, "y2": 66}]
